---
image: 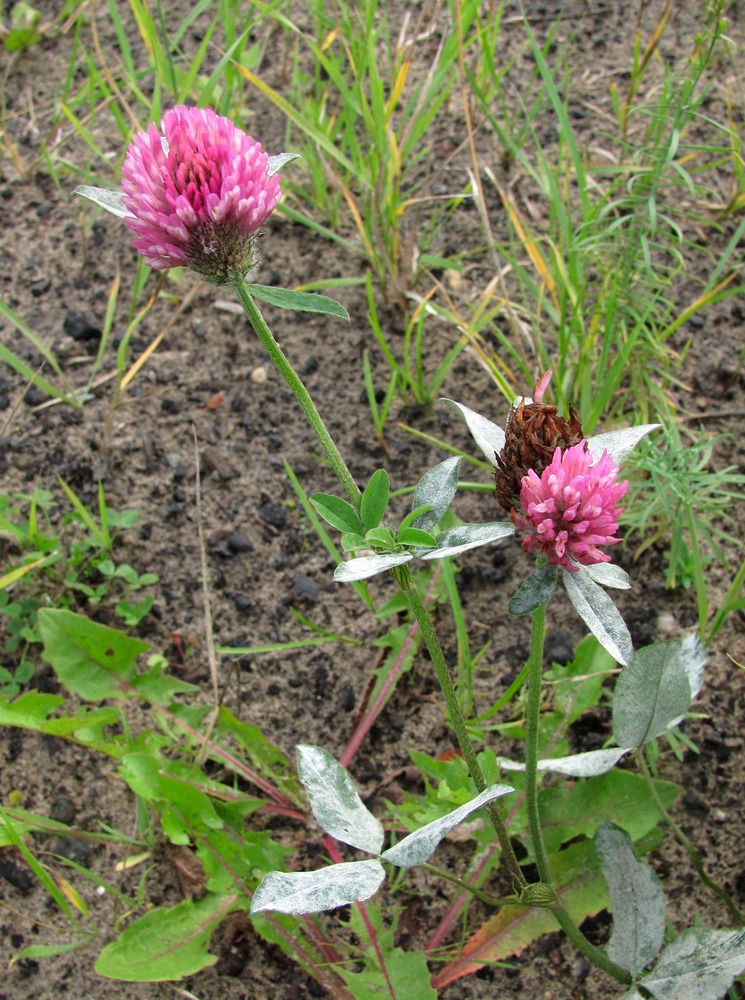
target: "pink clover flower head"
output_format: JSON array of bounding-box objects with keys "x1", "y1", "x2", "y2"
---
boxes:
[
  {"x1": 121, "y1": 106, "x2": 282, "y2": 284},
  {"x1": 514, "y1": 441, "x2": 628, "y2": 571}
]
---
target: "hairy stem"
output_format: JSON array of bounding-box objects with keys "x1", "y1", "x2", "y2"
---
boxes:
[
  {"x1": 235, "y1": 283, "x2": 362, "y2": 510},
  {"x1": 524, "y1": 604, "x2": 552, "y2": 883},
  {"x1": 396, "y1": 565, "x2": 526, "y2": 889},
  {"x1": 524, "y1": 605, "x2": 632, "y2": 985}
]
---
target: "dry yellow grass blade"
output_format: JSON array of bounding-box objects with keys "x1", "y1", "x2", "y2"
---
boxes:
[{"x1": 488, "y1": 173, "x2": 559, "y2": 311}]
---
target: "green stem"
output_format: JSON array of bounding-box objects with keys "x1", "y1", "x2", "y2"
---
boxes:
[
  {"x1": 420, "y1": 862, "x2": 519, "y2": 908},
  {"x1": 396, "y1": 565, "x2": 526, "y2": 890},
  {"x1": 234, "y1": 283, "x2": 631, "y2": 981},
  {"x1": 235, "y1": 283, "x2": 362, "y2": 510},
  {"x1": 637, "y1": 751, "x2": 744, "y2": 925},
  {"x1": 524, "y1": 606, "x2": 632, "y2": 986},
  {"x1": 524, "y1": 604, "x2": 552, "y2": 883},
  {"x1": 550, "y1": 904, "x2": 632, "y2": 985}
]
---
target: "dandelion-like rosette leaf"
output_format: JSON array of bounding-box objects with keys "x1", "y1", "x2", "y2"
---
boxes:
[
  {"x1": 121, "y1": 106, "x2": 282, "y2": 283},
  {"x1": 514, "y1": 441, "x2": 627, "y2": 571}
]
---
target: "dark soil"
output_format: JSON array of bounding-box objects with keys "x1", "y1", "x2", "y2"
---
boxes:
[{"x1": 1, "y1": 2, "x2": 744, "y2": 999}]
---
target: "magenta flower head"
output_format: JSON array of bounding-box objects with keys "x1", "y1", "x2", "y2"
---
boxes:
[
  {"x1": 118, "y1": 106, "x2": 282, "y2": 284},
  {"x1": 513, "y1": 441, "x2": 628, "y2": 571}
]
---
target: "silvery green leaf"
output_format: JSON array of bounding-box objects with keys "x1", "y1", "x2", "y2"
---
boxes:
[
  {"x1": 334, "y1": 553, "x2": 412, "y2": 582},
  {"x1": 586, "y1": 424, "x2": 660, "y2": 467},
  {"x1": 563, "y1": 567, "x2": 633, "y2": 665},
  {"x1": 251, "y1": 859, "x2": 385, "y2": 915},
  {"x1": 268, "y1": 152, "x2": 300, "y2": 176},
  {"x1": 679, "y1": 632, "x2": 706, "y2": 700},
  {"x1": 613, "y1": 638, "x2": 707, "y2": 749},
  {"x1": 441, "y1": 399, "x2": 505, "y2": 462},
  {"x1": 622, "y1": 991, "x2": 645, "y2": 1000},
  {"x1": 417, "y1": 522, "x2": 513, "y2": 560},
  {"x1": 497, "y1": 747, "x2": 628, "y2": 777},
  {"x1": 74, "y1": 185, "x2": 133, "y2": 219},
  {"x1": 582, "y1": 562, "x2": 631, "y2": 590},
  {"x1": 410, "y1": 457, "x2": 461, "y2": 532},
  {"x1": 594, "y1": 822, "x2": 665, "y2": 976},
  {"x1": 381, "y1": 785, "x2": 513, "y2": 868},
  {"x1": 296, "y1": 746, "x2": 383, "y2": 853},
  {"x1": 640, "y1": 928, "x2": 745, "y2": 1000},
  {"x1": 508, "y1": 564, "x2": 559, "y2": 615}
]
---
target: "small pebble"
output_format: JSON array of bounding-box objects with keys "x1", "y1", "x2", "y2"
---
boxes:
[
  {"x1": 259, "y1": 501, "x2": 287, "y2": 529},
  {"x1": 683, "y1": 790, "x2": 709, "y2": 814},
  {"x1": 293, "y1": 571, "x2": 318, "y2": 603},
  {"x1": 251, "y1": 366, "x2": 268, "y2": 384},
  {"x1": 50, "y1": 795, "x2": 76, "y2": 825},
  {"x1": 339, "y1": 684, "x2": 355, "y2": 712},
  {"x1": 63, "y1": 309, "x2": 101, "y2": 342},
  {"x1": 227, "y1": 532, "x2": 253, "y2": 554}
]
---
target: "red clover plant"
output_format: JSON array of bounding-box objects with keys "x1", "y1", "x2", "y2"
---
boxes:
[{"x1": 73, "y1": 106, "x2": 745, "y2": 998}]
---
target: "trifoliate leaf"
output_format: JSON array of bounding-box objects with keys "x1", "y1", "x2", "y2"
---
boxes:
[
  {"x1": 267, "y1": 152, "x2": 300, "y2": 176},
  {"x1": 246, "y1": 284, "x2": 349, "y2": 320},
  {"x1": 361, "y1": 469, "x2": 390, "y2": 532},
  {"x1": 498, "y1": 748, "x2": 628, "y2": 778},
  {"x1": 582, "y1": 562, "x2": 631, "y2": 590},
  {"x1": 310, "y1": 493, "x2": 363, "y2": 534}
]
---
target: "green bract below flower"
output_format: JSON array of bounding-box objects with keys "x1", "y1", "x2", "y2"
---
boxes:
[{"x1": 443, "y1": 389, "x2": 660, "y2": 665}]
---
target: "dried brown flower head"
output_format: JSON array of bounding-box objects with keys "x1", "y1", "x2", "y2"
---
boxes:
[{"x1": 494, "y1": 369, "x2": 583, "y2": 513}]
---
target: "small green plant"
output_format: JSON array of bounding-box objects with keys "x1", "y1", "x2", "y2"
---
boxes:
[
  {"x1": 0, "y1": 483, "x2": 158, "y2": 692},
  {"x1": 623, "y1": 425, "x2": 745, "y2": 634}
]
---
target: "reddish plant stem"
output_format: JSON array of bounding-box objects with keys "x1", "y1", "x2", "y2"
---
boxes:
[
  {"x1": 324, "y1": 837, "x2": 396, "y2": 1000},
  {"x1": 340, "y1": 566, "x2": 441, "y2": 769}
]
